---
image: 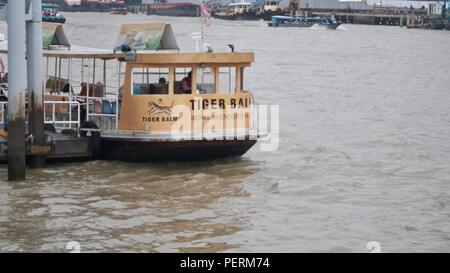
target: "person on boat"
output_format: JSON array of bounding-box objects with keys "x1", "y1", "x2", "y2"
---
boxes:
[
  {"x1": 158, "y1": 77, "x2": 168, "y2": 94},
  {"x1": 180, "y1": 71, "x2": 192, "y2": 94},
  {"x1": 147, "y1": 84, "x2": 157, "y2": 95}
]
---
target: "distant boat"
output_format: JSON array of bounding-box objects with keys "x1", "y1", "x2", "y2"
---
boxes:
[
  {"x1": 212, "y1": 2, "x2": 258, "y2": 20},
  {"x1": 146, "y1": 2, "x2": 200, "y2": 17},
  {"x1": 42, "y1": 3, "x2": 66, "y2": 24},
  {"x1": 110, "y1": 7, "x2": 128, "y2": 15},
  {"x1": 211, "y1": 1, "x2": 284, "y2": 21},
  {"x1": 268, "y1": 15, "x2": 342, "y2": 29},
  {"x1": 255, "y1": 0, "x2": 285, "y2": 21}
]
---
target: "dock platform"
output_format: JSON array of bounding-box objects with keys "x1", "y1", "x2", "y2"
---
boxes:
[{"x1": 0, "y1": 132, "x2": 94, "y2": 163}]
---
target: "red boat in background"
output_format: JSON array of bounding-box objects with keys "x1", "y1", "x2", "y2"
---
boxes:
[{"x1": 146, "y1": 1, "x2": 200, "y2": 17}]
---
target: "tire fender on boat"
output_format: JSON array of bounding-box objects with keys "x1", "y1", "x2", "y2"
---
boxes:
[{"x1": 80, "y1": 121, "x2": 101, "y2": 157}]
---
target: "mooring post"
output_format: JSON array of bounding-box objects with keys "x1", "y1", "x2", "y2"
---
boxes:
[
  {"x1": 7, "y1": 0, "x2": 27, "y2": 181},
  {"x1": 26, "y1": 0, "x2": 45, "y2": 168}
]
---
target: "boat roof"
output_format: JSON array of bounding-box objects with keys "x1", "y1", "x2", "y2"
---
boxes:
[
  {"x1": 272, "y1": 15, "x2": 322, "y2": 20},
  {"x1": 0, "y1": 43, "x2": 126, "y2": 59},
  {"x1": 229, "y1": 3, "x2": 252, "y2": 6},
  {"x1": 42, "y1": 3, "x2": 59, "y2": 8},
  {"x1": 0, "y1": 42, "x2": 253, "y2": 65},
  {"x1": 130, "y1": 52, "x2": 254, "y2": 66}
]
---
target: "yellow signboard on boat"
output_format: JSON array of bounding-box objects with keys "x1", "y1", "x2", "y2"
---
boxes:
[
  {"x1": 114, "y1": 23, "x2": 179, "y2": 51},
  {"x1": 42, "y1": 22, "x2": 71, "y2": 50}
]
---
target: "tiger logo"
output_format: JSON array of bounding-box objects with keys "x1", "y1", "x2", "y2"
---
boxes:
[{"x1": 146, "y1": 101, "x2": 174, "y2": 116}]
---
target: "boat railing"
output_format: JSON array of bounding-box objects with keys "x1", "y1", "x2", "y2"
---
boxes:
[
  {"x1": 44, "y1": 56, "x2": 123, "y2": 131},
  {"x1": 71, "y1": 95, "x2": 119, "y2": 131},
  {"x1": 44, "y1": 100, "x2": 81, "y2": 130},
  {"x1": 0, "y1": 100, "x2": 81, "y2": 131},
  {"x1": 0, "y1": 101, "x2": 5, "y2": 126},
  {"x1": 42, "y1": 84, "x2": 119, "y2": 131}
]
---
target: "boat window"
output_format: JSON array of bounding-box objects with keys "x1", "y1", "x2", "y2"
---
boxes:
[
  {"x1": 132, "y1": 67, "x2": 169, "y2": 95},
  {"x1": 197, "y1": 67, "x2": 215, "y2": 94},
  {"x1": 174, "y1": 67, "x2": 193, "y2": 95},
  {"x1": 219, "y1": 67, "x2": 236, "y2": 94}
]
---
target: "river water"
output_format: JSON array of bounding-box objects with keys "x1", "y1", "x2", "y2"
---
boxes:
[{"x1": 1, "y1": 12, "x2": 450, "y2": 252}]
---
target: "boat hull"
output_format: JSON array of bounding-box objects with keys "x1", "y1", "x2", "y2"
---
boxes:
[
  {"x1": 212, "y1": 10, "x2": 285, "y2": 21},
  {"x1": 269, "y1": 22, "x2": 341, "y2": 29},
  {"x1": 99, "y1": 138, "x2": 257, "y2": 161},
  {"x1": 147, "y1": 9, "x2": 199, "y2": 17},
  {"x1": 146, "y1": 3, "x2": 200, "y2": 17},
  {"x1": 212, "y1": 11, "x2": 259, "y2": 21},
  {"x1": 42, "y1": 16, "x2": 66, "y2": 24}
]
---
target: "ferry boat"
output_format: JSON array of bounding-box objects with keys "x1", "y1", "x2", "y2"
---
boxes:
[
  {"x1": 211, "y1": 1, "x2": 284, "y2": 21},
  {"x1": 42, "y1": 3, "x2": 66, "y2": 24},
  {"x1": 212, "y1": 2, "x2": 258, "y2": 21},
  {"x1": 0, "y1": 23, "x2": 259, "y2": 162},
  {"x1": 100, "y1": 52, "x2": 257, "y2": 161},
  {"x1": 268, "y1": 15, "x2": 342, "y2": 29}
]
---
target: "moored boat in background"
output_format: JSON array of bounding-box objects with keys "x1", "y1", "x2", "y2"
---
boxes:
[
  {"x1": 146, "y1": 2, "x2": 200, "y2": 17},
  {"x1": 268, "y1": 15, "x2": 342, "y2": 29},
  {"x1": 255, "y1": 0, "x2": 285, "y2": 20},
  {"x1": 110, "y1": 7, "x2": 129, "y2": 15},
  {"x1": 42, "y1": 3, "x2": 66, "y2": 24},
  {"x1": 212, "y1": 2, "x2": 258, "y2": 21}
]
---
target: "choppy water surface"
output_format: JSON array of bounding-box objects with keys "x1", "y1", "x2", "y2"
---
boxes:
[{"x1": 1, "y1": 13, "x2": 450, "y2": 252}]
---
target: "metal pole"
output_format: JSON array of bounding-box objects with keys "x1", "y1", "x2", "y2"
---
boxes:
[
  {"x1": 86, "y1": 59, "x2": 90, "y2": 121},
  {"x1": 26, "y1": 0, "x2": 45, "y2": 168},
  {"x1": 7, "y1": 0, "x2": 27, "y2": 181},
  {"x1": 103, "y1": 59, "x2": 106, "y2": 97}
]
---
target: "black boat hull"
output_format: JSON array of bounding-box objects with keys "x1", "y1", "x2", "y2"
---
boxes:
[
  {"x1": 212, "y1": 11, "x2": 260, "y2": 21},
  {"x1": 212, "y1": 10, "x2": 285, "y2": 21},
  {"x1": 147, "y1": 8, "x2": 200, "y2": 17},
  {"x1": 99, "y1": 139, "x2": 257, "y2": 162}
]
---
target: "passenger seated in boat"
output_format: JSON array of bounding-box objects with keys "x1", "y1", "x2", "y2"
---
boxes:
[
  {"x1": 46, "y1": 77, "x2": 72, "y2": 94},
  {"x1": 79, "y1": 82, "x2": 104, "y2": 97},
  {"x1": 180, "y1": 71, "x2": 192, "y2": 94},
  {"x1": 157, "y1": 77, "x2": 168, "y2": 94},
  {"x1": 158, "y1": 77, "x2": 166, "y2": 86},
  {"x1": 146, "y1": 84, "x2": 157, "y2": 95}
]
